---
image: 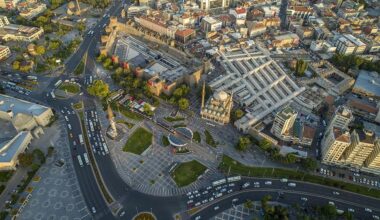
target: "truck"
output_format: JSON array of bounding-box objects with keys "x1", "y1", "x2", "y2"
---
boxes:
[
  {"x1": 78, "y1": 134, "x2": 84, "y2": 145},
  {"x1": 83, "y1": 153, "x2": 89, "y2": 165},
  {"x1": 227, "y1": 176, "x2": 241, "y2": 182},
  {"x1": 212, "y1": 179, "x2": 226, "y2": 187},
  {"x1": 77, "y1": 155, "x2": 84, "y2": 167}
]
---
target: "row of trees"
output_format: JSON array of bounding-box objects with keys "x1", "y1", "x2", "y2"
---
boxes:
[{"x1": 330, "y1": 54, "x2": 380, "y2": 74}]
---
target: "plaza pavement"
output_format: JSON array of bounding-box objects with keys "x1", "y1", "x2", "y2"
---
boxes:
[{"x1": 18, "y1": 118, "x2": 91, "y2": 220}]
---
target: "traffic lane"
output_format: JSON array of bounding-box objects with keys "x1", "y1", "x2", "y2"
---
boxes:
[
  {"x1": 65, "y1": 110, "x2": 112, "y2": 219},
  {"x1": 241, "y1": 178, "x2": 380, "y2": 210},
  {"x1": 192, "y1": 189, "x2": 377, "y2": 220}
]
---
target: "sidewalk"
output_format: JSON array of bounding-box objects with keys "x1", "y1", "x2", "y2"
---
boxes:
[{"x1": 0, "y1": 168, "x2": 28, "y2": 210}]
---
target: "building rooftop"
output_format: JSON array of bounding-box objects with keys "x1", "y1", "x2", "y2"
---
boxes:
[
  {"x1": 0, "y1": 94, "x2": 50, "y2": 117},
  {"x1": 0, "y1": 131, "x2": 30, "y2": 163},
  {"x1": 333, "y1": 127, "x2": 351, "y2": 143},
  {"x1": 353, "y1": 71, "x2": 380, "y2": 98}
]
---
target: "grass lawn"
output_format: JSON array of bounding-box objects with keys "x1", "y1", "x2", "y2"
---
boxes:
[
  {"x1": 173, "y1": 123, "x2": 187, "y2": 128},
  {"x1": 162, "y1": 135, "x2": 170, "y2": 146},
  {"x1": 115, "y1": 119, "x2": 134, "y2": 129},
  {"x1": 72, "y1": 101, "x2": 83, "y2": 110},
  {"x1": 74, "y1": 59, "x2": 85, "y2": 75},
  {"x1": 193, "y1": 131, "x2": 201, "y2": 143},
  {"x1": 110, "y1": 102, "x2": 144, "y2": 121},
  {"x1": 204, "y1": 130, "x2": 217, "y2": 147},
  {"x1": 219, "y1": 155, "x2": 380, "y2": 199},
  {"x1": 171, "y1": 160, "x2": 207, "y2": 187},
  {"x1": 58, "y1": 82, "x2": 80, "y2": 94},
  {"x1": 164, "y1": 116, "x2": 185, "y2": 122},
  {"x1": 123, "y1": 127, "x2": 153, "y2": 155}
]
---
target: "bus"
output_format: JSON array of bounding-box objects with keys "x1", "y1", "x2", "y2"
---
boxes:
[
  {"x1": 83, "y1": 153, "x2": 89, "y2": 165},
  {"x1": 206, "y1": 122, "x2": 216, "y2": 127},
  {"x1": 227, "y1": 176, "x2": 241, "y2": 182},
  {"x1": 78, "y1": 134, "x2": 84, "y2": 145},
  {"x1": 212, "y1": 178, "x2": 226, "y2": 187},
  {"x1": 54, "y1": 80, "x2": 62, "y2": 87},
  {"x1": 77, "y1": 155, "x2": 84, "y2": 167}
]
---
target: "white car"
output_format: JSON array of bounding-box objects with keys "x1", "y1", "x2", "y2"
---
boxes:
[
  {"x1": 264, "y1": 181, "x2": 272, "y2": 185},
  {"x1": 333, "y1": 191, "x2": 340, "y2": 195},
  {"x1": 365, "y1": 208, "x2": 373, "y2": 213},
  {"x1": 195, "y1": 202, "x2": 201, "y2": 207},
  {"x1": 195, "y1": 194, "x2": 201, "y2": 198},
  {"x1": 373, "y1": 215, "x2": 379, "y2": 220},
  {"x1": 201, "y1": 199, "x2": 208, "y2": 204},
  {"x1": 232, "y1": 198, "x2": 239, "y2": 202},
  {"x1": 188, "y1": 195, "x2": 194, "y2": 199},
  {"x1": 186, "y1": 192, "x2": 192, "y2": 196},
  {"x1": 328, "y1": 201, "x2": 335, "y2": 206},
  {"x1": 195, "y1": 216, "x2": 201, "y2": 220},
  {"x1": 227, "y1": 189, "x2": 233, "y2": 194},
  {"x1": 91, "y1": 207, "x2": 96, "y2": 213},
  {"x1": 301, "y1": 197, "x2": 308, "y2": 202},
  {"x1": 202, "y1": 191, "x2": 208, "y2": 195},
  {"x1": 348, "y1": 208, "x2": 355, "y2": 213},
  {"x1": 206, "y1": 186, "x2": 212, "y2": 190},
  {"x1": 214, "y1": 206, "x2": 219, "y2": 210},
  {"x1": 187, "y1": 200, "x2": 193, "y2": 204},
  {"x1": 209, "y1": 197, "x2": 214, "y2": 202},
  {"x1": 229, "y1": 183, "x2": 235, "y2": 187}
]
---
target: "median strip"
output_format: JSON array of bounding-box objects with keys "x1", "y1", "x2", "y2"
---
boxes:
[{"x1": 219, "y1": 155, "x2": 380, "y2": 199}]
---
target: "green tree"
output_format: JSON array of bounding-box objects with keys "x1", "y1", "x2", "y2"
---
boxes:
[
  {"x1": 301, "y1": 157, "x2": 317, "y2": 171},
  {"x1": 285, "y1": 153, "x2": 297, "y2": 164},
  {"x1": 244, "y1": 199, "x2": 253, "y2": 209},
  {"x1": 232, "y1": 109, "x2": 244, "y2": 121},
  {"x1": 235, "y1": 136, "x2": 251, "y2": 151},
  {"x1": 295, "y1": 59, "x2": 308, "y2": 77},
  {"x1": 132, "y1": 78, "x2": 141, "y2": 89},
  {"x1": 87, "y1": 79, "x2": 109, "y2": 98},
  {"x1": 76, "y1": 22, "x2": 86, "y2": 32},
  {"x1": 17, "y1": 153, "x2": 34, "y2": 167},
  {"x1": 0, "y1": 85, "x2": 4, "y2": 94},
  {"x1": 12, "y1": 61, "x2": 20, "y2": 70},
  {"x1": 143, "y1": 104, "x2": 153, "y2": 116},
  {"x1": 178, "y1": 98, "x2": 189, "y2": 110},
  {"x1": 35, "y1": 45, "x2": 46, "y2": 55},
  {"x1": 259, "y1": 139, "x2": 272, "y2": 150},
  {"x1": 320, "y1": 204, "x2": 337, "y2": 219}
]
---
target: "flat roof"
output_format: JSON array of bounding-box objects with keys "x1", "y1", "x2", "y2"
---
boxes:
[
  {"x1": 0, "y1": 94, "x2": 50, "y2": 117},
  {"x1": 353, "y1": 71, "x2": 380, "y2": 97},
  {"x1": 0, "y1": 131, "x2": 30, "y2": 163}
]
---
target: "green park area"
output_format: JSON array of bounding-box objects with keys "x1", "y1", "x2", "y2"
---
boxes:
[
  {"x1": 219, "y1": 155, "x2": 380, "y2": 199},
  {"x1": 171, "y1": 160, "x2": 207, "y2": 187},
  {"x1": 204, "y1": 130, "x2": 217, "y2": 147},
  {"x1": 58, "y1": 82, "x2": 80, "y2": 94},
  {"x1": 123, "y1": 127, "x2": 153, "y2": 155},
  {"x1": 110, "y1": 102, "x2": 144, "y2": 121}
]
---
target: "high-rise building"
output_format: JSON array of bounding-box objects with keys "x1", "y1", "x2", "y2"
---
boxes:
[
  {"x1": 325, "y1": 105, "x2": 353, "y2": 135},
  {"x1": 321, "y1": 127, "x2": 351, "y2": 165},
  {"x1": 335, "y1": 34, "x2": 366, "y2": 55},
  {"x1": 364, "y1": 140, "x2": 380, "y2": 170},
  {"x1": 0, "y1": 0, "x2": 20, "y2": 9},
  {"x1": 271, "y1": 106, "x2": 298, "y2": 141},
  {"x1": 199, "y1": 0, "x2": 229, "y2": 11},
  {"x1": 342, "y1": 129, "x2": 376, "y2": 167}
]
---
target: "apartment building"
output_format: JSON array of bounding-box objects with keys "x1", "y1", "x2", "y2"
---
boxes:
[
  {"x1": 0, "y1": 45, "x2": 10, "y2": 60},
  {"x1": 0, "y1": 0, "x2": 20, "y2": 9},
  {"x1": 364, "y1": 140, "x2": 380, "y2": 170},
  {"x1": 325, "y1": 105, "x2": 354, "y2": 135},
  {"x1": 343, "y1": 129, "x2": 376, "y2": 167},
  {"x1": 0, "y1": 15, "x2": 43, "y2": 42},
  {"x1": 199, "y1": 0, "x2": 229, "y2": 11},
  {"x1": 201, "y1": 17, "x2": 222, "y2": 32},
  {"x1": 322, "y1": 127, "x2": 351, "y2": 165},
  {"x1": 335, "y1": 34, "x2": 366, "y2": 55},
  {"x1": 271, "y1": 106, "x2": 298, "y2": 141}
]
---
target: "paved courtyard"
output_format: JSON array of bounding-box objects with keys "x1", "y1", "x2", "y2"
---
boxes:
[
  {"x1": 212, "y1": 204, "x2": 257, "y2": 220},
  {"x1": 96, "y1": 103, "x2": 224, "y2": 197},
  {"x1": 18, "y1": 118, "x2": 90, "y2": 220}
]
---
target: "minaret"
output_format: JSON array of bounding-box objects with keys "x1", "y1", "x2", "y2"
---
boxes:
[
  {"x1": 76, "y1": 0, "x2": 81, "y2": 15},
  {"x1": 201, "y1": 82, "x2": 206, "y2": 109},
  {"x1": 107, "y1": 104, "x2": 117, "y2": 134}
]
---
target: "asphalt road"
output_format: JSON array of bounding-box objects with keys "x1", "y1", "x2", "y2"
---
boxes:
[
  {"x1": 189, "y1": 177, "x2": 380, "y2": 220},
  {"x1": 3, "y1": 0, "x2": 380, "y2": 219}
]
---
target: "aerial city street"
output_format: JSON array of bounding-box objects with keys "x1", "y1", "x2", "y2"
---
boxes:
[{"x1": 0, "y1": 0, "x2": 379, "y2": 219}]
